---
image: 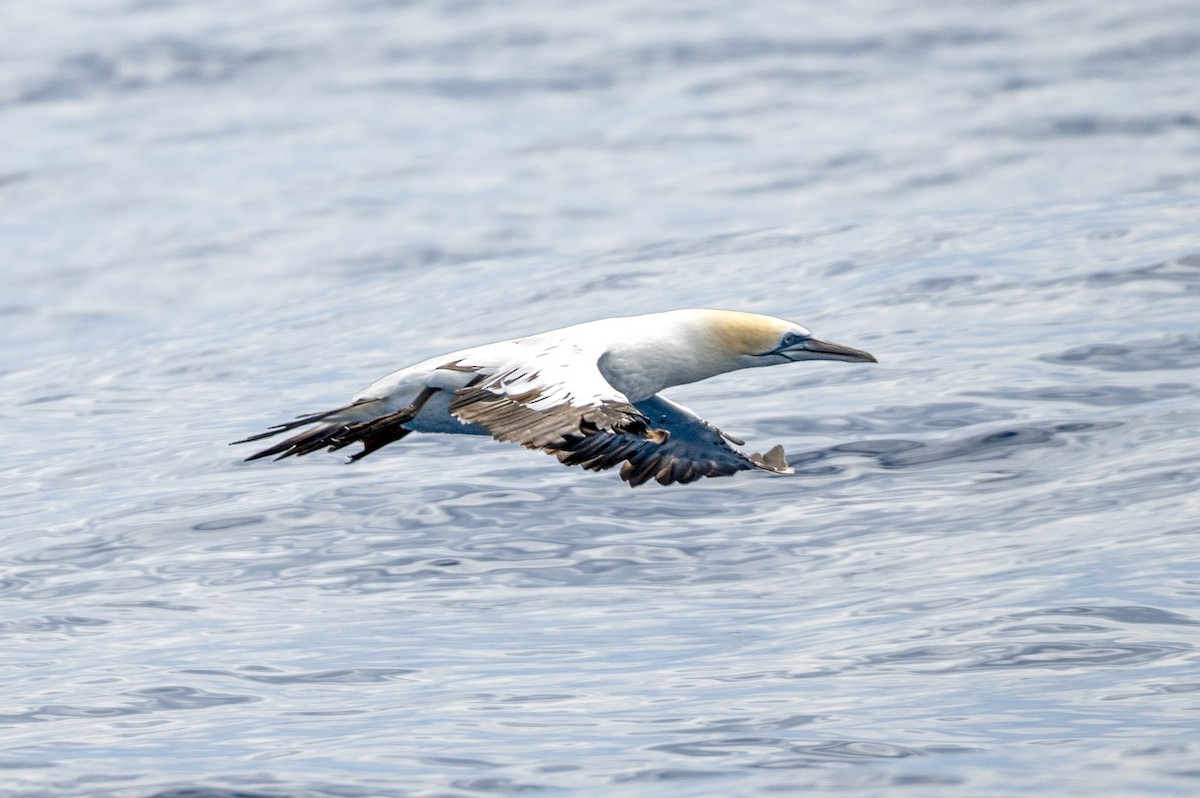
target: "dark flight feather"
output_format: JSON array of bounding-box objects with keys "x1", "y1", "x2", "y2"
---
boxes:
[
  {"x1": 546, "y1": 395, "x2": 790, "y2": 487},
  {"x1": 234, "y1": 388, "x2": 436, "y2": 461}
]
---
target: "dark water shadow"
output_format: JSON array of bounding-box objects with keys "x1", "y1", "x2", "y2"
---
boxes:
[
  {"x1": 864, "y1": 640, "x2": 1190, "y2": 673},
  {"x1": 0, "y1": 686, "x2": 257, "y2": 725},
  {"x1": 786, "y1": 421, "x2": 1120, "y2": 472},
  {"x1": 1013, "y1": 605, "x2": 1200, "y2": 627},
  {"x1": 1041, "y1": 333, "x2": 1200, "y2": 372},
  {"x1": 142, "y1": 791, "x2": 291, "y2": 798}
]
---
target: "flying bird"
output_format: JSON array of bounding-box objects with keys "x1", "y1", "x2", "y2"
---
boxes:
[{"x1": 233, "y1": 309, "x2": 876, "y2": 486}]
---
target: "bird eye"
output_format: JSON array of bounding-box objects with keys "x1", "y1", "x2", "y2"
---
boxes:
[{"x1": 781, "y1": 333, "x2": 800, "y2": 347}]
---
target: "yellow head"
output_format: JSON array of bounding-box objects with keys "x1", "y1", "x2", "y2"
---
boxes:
[{"x1": 694, "y1": 309, "x2": 877, "y2": 365}]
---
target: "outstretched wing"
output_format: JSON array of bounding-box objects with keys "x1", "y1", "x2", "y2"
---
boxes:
[
  {"x1": 448, "y1": 342, "x2": 656, "y2": 449},
  {"x1": 233, "y1": 337, "x2": 792, "y2": 488},
  {"x1": 547, "y1": 394, "x2": 794, "y2": 487}
]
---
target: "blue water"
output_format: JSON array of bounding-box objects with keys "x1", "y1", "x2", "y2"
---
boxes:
[{"x1": 3, "y1": 1, "x2": 1199, "y2": 796}]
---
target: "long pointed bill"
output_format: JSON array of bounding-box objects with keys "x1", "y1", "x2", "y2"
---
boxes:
[{"x1": 790, "y1": 338, "x2": 877, "y2": 363}]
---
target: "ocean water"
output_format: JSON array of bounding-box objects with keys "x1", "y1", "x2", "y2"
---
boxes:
[{"x1": 2, "y1": 1, "x2": 1200, "y2": 796}]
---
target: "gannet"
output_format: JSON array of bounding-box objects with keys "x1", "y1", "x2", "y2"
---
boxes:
[{"x1": 233, "y1": 309, "x2": 876, "y2": 487}]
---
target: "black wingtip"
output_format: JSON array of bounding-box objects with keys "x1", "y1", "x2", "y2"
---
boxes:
[
  {"x1": 230, "y1": 428, "x2": 284, "y2": 446},
  {"x1": 233, "y1": 392, "x2": 433, "y2": 464}
]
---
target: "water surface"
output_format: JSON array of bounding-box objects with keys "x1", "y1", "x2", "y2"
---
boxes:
[{"x1": 2, "y1": 1, "x2": 1199, "y2": 796}]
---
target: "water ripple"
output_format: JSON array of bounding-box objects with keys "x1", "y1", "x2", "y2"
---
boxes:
[
  {"x1": 3, "y1": 1, "x2": 1200, "y2": 796},
  {"x1": 867, "y1": 641, "x2": 1190, "y2": 673},
  {"x1": 1042, "y1": 334, "x2": 1200, "y2": 371}
]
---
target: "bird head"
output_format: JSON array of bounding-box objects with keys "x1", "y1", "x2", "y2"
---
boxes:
[{"x1": 704, "y1": 310, "x2": 877, "y2": 368}]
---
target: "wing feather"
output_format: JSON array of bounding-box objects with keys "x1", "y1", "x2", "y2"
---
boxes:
[
  {"x1": 549, "y1": 395, "x2": 793, "y2": 487},
  {"x1": 448, "y1": 342, "x2": 653, "y2": 448}
]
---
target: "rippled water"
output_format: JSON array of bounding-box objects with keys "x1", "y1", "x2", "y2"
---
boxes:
[{"x1": 3, "y1": 1, "x2": 1200, "y2": 796}]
